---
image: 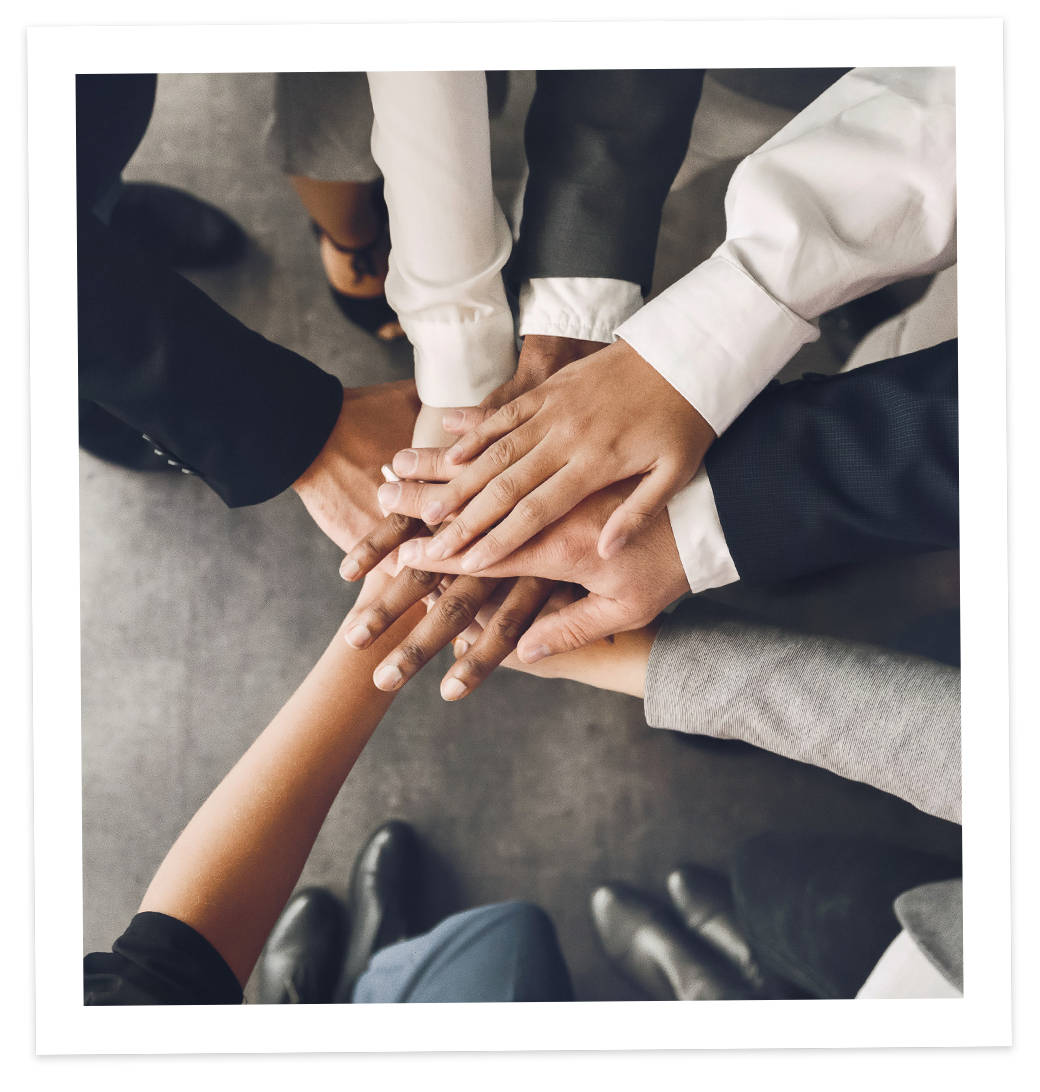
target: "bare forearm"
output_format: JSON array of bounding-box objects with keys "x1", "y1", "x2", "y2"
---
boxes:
[{"x1": 139, "y1": 603, "x2": 422, "y2": 985}]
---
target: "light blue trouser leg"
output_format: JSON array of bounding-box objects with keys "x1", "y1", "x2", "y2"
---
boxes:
[{"x1": 352, "y1": 901, "x2": 574, "y2": 1003}]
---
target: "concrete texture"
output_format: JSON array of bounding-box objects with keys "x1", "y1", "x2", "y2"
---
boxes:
[{"x1": 80, "y1": 72, "x2": 960, "y2": 1003}]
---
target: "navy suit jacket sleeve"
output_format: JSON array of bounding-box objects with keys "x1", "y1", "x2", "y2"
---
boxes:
[
  {"x1": 705, "y1": 340, "x2": 959, "y2": 584},
  {"x1": 512, "y1": 69, "x2": 704, "y2": 293},
  {"x1": 77, "y1": 210, "x2": 343, "y2": 509}
]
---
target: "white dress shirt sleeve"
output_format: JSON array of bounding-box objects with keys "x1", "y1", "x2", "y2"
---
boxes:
[
  {"x1": 518, "y1": 277, "x2": 643, "y2": 343},
  {"x1": 367, "y1": 72, "x2": 517, "y2": 407},
  {"x1": 666, "y1": 466, "x2": 739, "y2": 595},
  {"x1": 616, "y1": 67, "x2": 956, "y2": 435}
]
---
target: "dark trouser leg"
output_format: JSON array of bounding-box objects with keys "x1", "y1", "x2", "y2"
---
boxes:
[
  {"x1": 730, "y1": 834, "x2": 961, "y2": 999},
  {"x1": 351, "y1": 901, "x2": 574, "y2": 1003}
]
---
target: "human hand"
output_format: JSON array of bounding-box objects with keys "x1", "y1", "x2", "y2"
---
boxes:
[
  {"x1": 358, "y1": 480, "x2": 689, "y2": 663},
  {"x1": 340, "y1": 549, "x2": 556, "y2": 699},
  {"x1": 381, "y1": 338, "x2": 715, "y2": 569},
  {"x1": 292, "y1": 380, "x2": 420, "y2": 553},
  {"x1": 451, "y1": 583, "x2": 657, "y2": 697},
  {"x1": 481, "y1": 333, "x2": 606, "y2": 409}
]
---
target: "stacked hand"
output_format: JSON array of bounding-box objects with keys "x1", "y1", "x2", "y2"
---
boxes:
[
  {"x1": 333, "y1": 335, "x2": 699, "y2": 699},
  {"x1": 379, "y1": 337, "x2": 715, "y2": 567},
  {"x1": 293, "y1": 379, "x2": 421, "y2": 553}
]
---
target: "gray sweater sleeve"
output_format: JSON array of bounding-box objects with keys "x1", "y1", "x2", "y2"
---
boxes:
[{"x1": 644, "y1": 603, "x2": 961, "y2": 823}]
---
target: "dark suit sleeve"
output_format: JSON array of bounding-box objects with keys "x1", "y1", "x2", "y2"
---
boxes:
[
  {"x1": 78, "y1": 210, "x2": 343, "y2": 508},
  {"x1": 512, "y1": 69, "x2": 704, "y2": 293},
  {"x1": 705, "y1": 340, "x2": 959, "y2": 584}
]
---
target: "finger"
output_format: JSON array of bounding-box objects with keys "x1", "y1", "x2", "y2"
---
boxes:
[
  {"x1": 392, "y1": 422, "x2": 548, "y2": 535},
  {"x1": 375, "y1": 479, "x2": 462, "y2": 524},
  {"x1": 343, "y1": 565, "x2": 442, "y2": 649},
  {"x1": 340, "y1": 514, "x2": 425, "y2": 581},
  {"x1": 439, "y1": 577, "x2": 554, "y2": 701},
  {"x1": 422, "y1": 447, "x2": 560, "y2": 562},
  {"x1": 390, "y1": 445, "x2": 465, "y2": 483},
  {"x1": 455, "y1": 466, "x2": 597, "y2": 573},
  {"x1": 597, "y1": 464, "x2": 685, "y2": 561},
  {"x1": 444, "y1": 391, "x2": 541, "y2": 466},
  {"x1": 371, "y1": 576, "x2": 498, "y2": 691},
  {"x1": 440, "y1": 405, "x2": 495, "y2": 434},
  {"x1": 515, "y1": 593, "x2": 630, "y2": 663},
  {"x1": 397, "y1": 534, "x2": 539, "y2": 580}
]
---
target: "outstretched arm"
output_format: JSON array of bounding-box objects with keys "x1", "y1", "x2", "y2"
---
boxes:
[{"x1": 134, "y1": 581, "x2": 424, "y2": 989}]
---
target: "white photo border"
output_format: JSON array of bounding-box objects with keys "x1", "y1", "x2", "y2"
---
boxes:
[{"x1": 29, "y1": 17, "x2": 1009, "y2": 1054}]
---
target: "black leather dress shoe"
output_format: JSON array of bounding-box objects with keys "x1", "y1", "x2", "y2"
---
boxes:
[
  {"x1": 255, "y1": 887, "x2": 346, "y2": 1004},
  {"x1": 110, "y1": 181, "x2": 247, "y2": 269},
  {"x1": 590, "y1": 884, "x2": 752, "y2": 1001},
  {"x1": 334, "y1": 820, "x2": 420, "y2": 1002},
  {"x1": 667, "y1": 865, "x2": 767, "y2": 991}
]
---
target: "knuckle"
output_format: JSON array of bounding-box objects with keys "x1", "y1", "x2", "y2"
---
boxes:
[
  {"x1": 487, "y1": 610, "x2": 528, "y2": 646},
  {"x1": 364, "y1": 601, "x2": 397, "y2": 629},
  {"x1": 383, "y1": 512, "x2": 418, "y2": 540},
  {"x1": 514, "y1": 495, "x2": 546, "y2": 528},
  {"x1": 486, "y1": 436, "x2": 516, "y2": 471},
  {"x1": 406, "y1": 567, "x2": 440, "y2": 591},
  {"x1": 396, "y1": 640, "x2": 428, "y2": 668},
  {"x1": 438, "y1": 594, "x2": 480, "y2": 629},
  {"x1": 497, "y1": 399, "x2": 523, "y2": 429},
  {"x1": 490, "y1": 473, "x2": 519, "y2": 508}
]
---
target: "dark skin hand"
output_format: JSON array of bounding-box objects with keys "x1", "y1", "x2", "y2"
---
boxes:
[{"x1": 339, "y1": 335, "x2": 604, "y2": 700}]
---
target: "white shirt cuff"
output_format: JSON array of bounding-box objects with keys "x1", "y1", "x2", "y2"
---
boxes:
[
  {"x1": 666, "y1": 465, "x2": 739, "y2": 595},
  {"x1": 518, "y1": 277, "x2": 643, "y2": 344},
  {"x1": 615, "y1": 255, "x2": 818, "y2": 435},
  {"x1": 409, "y1": 310, "x2": 518, "y2": 408}
]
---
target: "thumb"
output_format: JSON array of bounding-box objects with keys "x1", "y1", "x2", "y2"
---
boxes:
[
  {"x1": 597, "y1": 465, "x2": 680, "y2": 561},
  {"x1": 516, "y1": 593, "x2": 622, "y2": 663}
]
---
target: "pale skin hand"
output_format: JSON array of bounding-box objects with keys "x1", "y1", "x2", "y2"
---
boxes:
[
  {"x1": 347, "y1": 479, "x2": 691, "y2": 664},
  {"x1": 380, "y1": 338, "x2": 716, "y2": 569},
  {"x1": 292, "y1": 380, "x2": 420, "y2": 553},
  {"x1": 337, "y1": 336, "x2": 602, "y2": 702}
]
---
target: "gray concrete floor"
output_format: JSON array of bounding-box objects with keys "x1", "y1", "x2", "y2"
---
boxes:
[{"x1": 80, "y1": 72, "x2": 961, "y2": 1002}]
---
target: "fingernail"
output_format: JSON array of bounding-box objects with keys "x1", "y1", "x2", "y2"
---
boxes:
[
  {"x1": 377, "y1": 482, "x2": 401, "y2": 508},
  {"x1": 421, "y1": 502, "x2": 444, "y2": 524},
  {"x1": 601, "y1": 534, "x2": 628, "y2": 560},
  {"x1": 443, "y1": 410, "x2": 465, "y2": 430},
  {"x1": 453, "y1": 639, "x2": 470, "y2": 658},
  {"x1": 520, "y1": 644, "x2": 551, "y2": 665},
  {"x1": 441, "y1": 677, "x2": 467, "y2": 701},
  {"x1": 460, "y1": 550, "x2": 485, "y2": 573},
  {"x1": 446, "y1": 444, "x2": 466, "y2": 464},
  {"x1": 399, "y1": 540, "x2": 422, "y2": 565},
  {"x1": 393, "y1": 449, "x2": 418, "y2": 475},
  {"x1": 346, "y1": 624, "x2": 373, "y2": 649},
  {"x1": 374, "y1": 663, "x2": 404, "y2": 691},
  {"x1": 425, "y1": 538, "x2": 448, "y2": 561},
  {"x1": 340, "y1": 556, "x2": 361, "y2": 580}
]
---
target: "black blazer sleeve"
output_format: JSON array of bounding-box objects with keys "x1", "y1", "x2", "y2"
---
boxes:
[
  {"x1": 512, "y1": 69, "x2": 704, "y2": 294},
  {"x1": 84, "y1": 912, "x2": 243, "y2": 1005},
  {"x1": 78, "y1": 210, "x2": 343, "y2": 508},
  {"x1": 705, "y1": 340, "x2": 959, "y2": 584}
]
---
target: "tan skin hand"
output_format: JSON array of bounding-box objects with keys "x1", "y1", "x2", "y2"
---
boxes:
[
  {"x1": 380, "y1": 338, "x2": 716, "y2": 571},
  {"x1": 292, "y1": 380, "x2": 420, "y2": 555},
  {"x1": 335, "y1": 335, "x2": 605, "y2": 702}
]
